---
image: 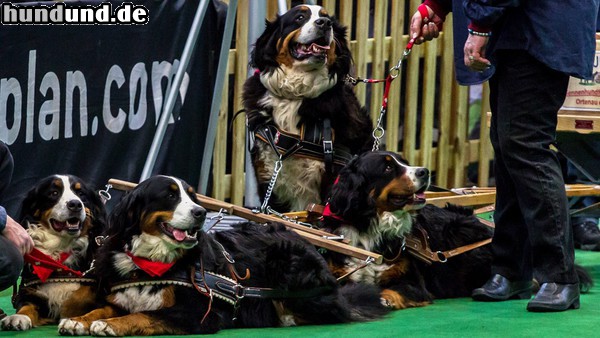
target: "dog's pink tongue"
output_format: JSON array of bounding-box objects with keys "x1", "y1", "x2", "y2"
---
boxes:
[{"x1": 172, "y1": 229, "x2": 187, "y2": 242}]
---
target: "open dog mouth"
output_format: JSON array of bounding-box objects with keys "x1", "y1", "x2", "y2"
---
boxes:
[
  {"x1": 159, "y1": 222, "x2": 200, "y2": 244},
  {"x1": 388, "y1": 191, "x2": 427, "y2": 208},
  {"x1": 51, "y1": 218, "x2": 82, "y2": 234},
  {"x1": 291, "y1": 37, "x2": 330, "y2": 60}
]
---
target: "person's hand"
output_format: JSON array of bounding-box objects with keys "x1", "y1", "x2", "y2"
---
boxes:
[
  {"x1": 2, "y1": 216, "x2": 34, "y2": 255},
  {"x1": 409, "y1": 5, "x2": 443, "y2": 45},
  {"x1": 463, "y1": 34, "x2": 492, "y2": 72}
]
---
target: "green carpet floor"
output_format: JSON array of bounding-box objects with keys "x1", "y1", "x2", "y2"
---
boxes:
[{"x1": 2, "y1": 249, "x2": 599, "y2": 338}]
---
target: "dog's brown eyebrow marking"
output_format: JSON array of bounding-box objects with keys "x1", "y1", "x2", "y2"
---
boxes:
[
  {"x1": 187, "y1": 187, "x2": 194, "y2": 194},
  {"x1": 385, "y1": 155, "x2": 392, "y2": 162},
  {"x1": 319, "y1": 8, "x2": 329, "y2": 17},
  {"x1": 169, "y1": 183, "x2": 179, "y2": 192},
  {"x1": 74, "y1": 182, "x2": 82, "y2": 190},
  {"x1": 53, "y1": 178, "x2": 63, "y2": 188}
]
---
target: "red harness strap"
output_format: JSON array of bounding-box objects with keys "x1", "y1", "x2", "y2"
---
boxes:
[{"x1": 24, "y1": 248, "x2": 83, "y2": 282}]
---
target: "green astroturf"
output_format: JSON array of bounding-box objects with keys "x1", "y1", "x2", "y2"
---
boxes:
[{"x1": 2, "y1": 250, "x2": 600, "y2": 338}]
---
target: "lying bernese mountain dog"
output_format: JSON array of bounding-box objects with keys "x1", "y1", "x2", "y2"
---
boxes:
[
  {"x1": 321, "y1": 151, "x2": 496, "y2": 309},
  {"x1": 244, "y1": 5, "x2": 373, "y2": 212},
  {"x1": 1, "y1": 175, "x2": 107, "y2": 331},
  {"x1": 58, "y1": 175, "x2": 387, "y2": 336},
  {"x1": 321, "y1": 151, "x2": 594, "y2": 308}
]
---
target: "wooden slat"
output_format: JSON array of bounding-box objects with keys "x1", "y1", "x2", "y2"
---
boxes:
[
  {"x1": 230, "y1": 2, "x2": 249, "y2": 206},
  {"x1": 477, "y1": 83, "x2": 492, "y2": 187},
  {"x1": 452, "y1": 84, "x2": 469, "y2": 187},
  {"x1": 385, "y1": 0, "x2": 406, "y2": 153},
  {"x1": 419, "y1": 38, "x2": 437, "y2": 169},
  {"x1": 402, "y1": 0, "x2": 422, "y2": 165},
  {"x1": 108, "y1": 179, "x2": 383, "y2": 264},
  {"x1": 354, "y1": 0, "x2": 370, "y2": 106},
  {"x1": 211, "y1": 61, "x2": 230, "y2": 201}
]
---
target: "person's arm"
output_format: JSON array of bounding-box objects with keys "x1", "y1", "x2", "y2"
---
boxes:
[
  {"x1": 410, "y1": 0, "x2": 452, "y2": 44},
  {"x1": 462, "y1": 0, "x2": 521, "y2": 71},
  {"x1": 0, "y1": 206, "x2": 34, "y2": 256}
]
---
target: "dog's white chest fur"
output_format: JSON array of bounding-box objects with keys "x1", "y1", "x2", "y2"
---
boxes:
[
  {"x1": 36, "y1": 283, "x2": 81, "y2": 319},
  {"x1": 254, "y1": 66, "x2": 340, "y2": 211},
  {"x1": 112, "y1": 286, "x2": 167, "y2": 313}
]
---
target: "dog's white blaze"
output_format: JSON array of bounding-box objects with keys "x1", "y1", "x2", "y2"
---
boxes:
[
  {"x1": 297, "y1": 5, "x2": 333, "y2": 45},
  {"x1": 169, "y1": 176, "x2": 201, "y2": 229},
  {"x1": 36, "y1": 282, "x2": 81, "y2": 319},
  {"x1": 388, "y1": 157, "x2": 430, "y2": 190},
  {"x1": 113, "y1": 286, "x2": 166, "y2": 313},
  {"x1": 51, "y1": 175, "x2": 86, "y2": 223}
]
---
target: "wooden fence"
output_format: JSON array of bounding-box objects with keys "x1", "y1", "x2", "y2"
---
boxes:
[{"x1": 211, "y1": 0, "x2": 493, "y2": 206}]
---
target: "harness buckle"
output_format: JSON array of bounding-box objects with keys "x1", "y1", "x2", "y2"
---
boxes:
[
  {"x1": 323, "y1": 140, "x2": 334, "y2": 154},
  {"x1": 233, "y1": 284, "x2": 245, "y2": 300}
]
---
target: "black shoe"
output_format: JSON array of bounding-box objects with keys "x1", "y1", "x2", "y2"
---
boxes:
[
  {"x1": 472, "y1": 274, "x2": 533, "y2": 301},
  {"x1": 573, "y1": 221, "x2": 600, "y2": 250},
  {"x1": 527, "y1": 283, "x2": 580, "y2": 312}
]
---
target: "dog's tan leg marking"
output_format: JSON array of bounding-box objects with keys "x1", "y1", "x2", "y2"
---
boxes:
[
  {"x1": 60, "y1": 285, "x2": 97, "y2": 319},
  {"x1": 380, "y1": 289, "x2": 431, "y2": 310},
  {"x1": 91, "y1": 313, "x2": 185, "y2": 336},
  {"x1": 58, "y1": 305, "x2": 120, "y2": 335},
  {"x1": 378, "y1": 258, "x2": 410, "y2": 285}
]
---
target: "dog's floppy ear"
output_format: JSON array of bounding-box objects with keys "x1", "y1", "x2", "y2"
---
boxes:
[
  {"x1": 18, "y1": 182, "x2": 45, "y2": 229},
  {"x1": 330, "y1": 20, "x2": 352, "y2": 77},
  {"x1": 328, "y1": 155, "x2": 372, "y2": 220},
  {"x1": 106, "y1": 188, "x2": 145, "y2": 245},
  {"x1": 250, "y1": 18, "x2": 281, "y2": 71}
]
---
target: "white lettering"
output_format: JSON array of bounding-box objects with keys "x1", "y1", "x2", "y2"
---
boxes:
[
  {"x1": 38, "y1": 72, "x2": 60, "y2": 141},
  {"x1": 129, "y1": 62, "x2": 147, "y2": 131},
  {"x1": 0, "y1": 78, "x2": 22, "y2": 145},
  {"x1": 103, "y1": 65, "x2": 126, "y2": 133},
  {"x1": 65, "y1": 70, "x2": 88, "y2": 138}
]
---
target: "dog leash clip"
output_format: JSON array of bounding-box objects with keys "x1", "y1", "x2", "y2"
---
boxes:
[{"x1": 99, "y1": 184, "x2": 112, "y2": 205}]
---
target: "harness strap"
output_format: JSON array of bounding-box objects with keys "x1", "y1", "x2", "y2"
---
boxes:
[
  {"x1": 322, "y1": 119, "x2": 334, "y2": 173},
  {"x1": 255, "y1": 124, "x2": 352, "y2": 166},
  {"x1": 404, "y1": 226, "x2": 492, "y2": 265}
]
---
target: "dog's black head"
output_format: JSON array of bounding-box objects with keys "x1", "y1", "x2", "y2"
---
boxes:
[
  {"x1": 19, "y1": 174, "x2": 107, "y2": 265},
  {"x1": 106, "y1": 176, "x2": 207, "y2": 259},
  {"x1": 326, "y1": 151, "x2": 430, "y2": 231},
  {"x1": 250, "y1": 4, "x2": 351, "y2": 76}
]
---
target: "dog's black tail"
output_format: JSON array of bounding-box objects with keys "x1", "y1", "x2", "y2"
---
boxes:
[
  {"x1": 576, "y1": 264, "x2": 594, "y2": 293},
  {"x1": 340, "y1": 283, "x2": 390, "y2": 321}
]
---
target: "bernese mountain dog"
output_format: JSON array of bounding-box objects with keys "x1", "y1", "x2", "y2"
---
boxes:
[
  {"x1": 1, "y1": 175, "x2": 107, "y2": 331},
  {"x1": 321, "y1": 151, "x2": 495, "y2": 309},
  {"x1": 244, "y1": 5, "x2": 373, "y2": 212},
  {"x1": 58, "y1": 175, "x2": 388, "y2": 336}
]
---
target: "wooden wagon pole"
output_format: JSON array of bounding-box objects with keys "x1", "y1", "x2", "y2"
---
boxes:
[{"x1": 108, "y1": 178, "x2": 383, "y2": 264}]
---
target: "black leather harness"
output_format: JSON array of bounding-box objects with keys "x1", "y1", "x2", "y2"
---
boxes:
[{"x1": 254, "y1": 119, "x2": 353, "y2": 173}]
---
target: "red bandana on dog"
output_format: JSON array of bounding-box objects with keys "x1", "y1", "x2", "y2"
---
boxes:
[
  {"x1": 24, "y1": 248, "x2": 83, "y2": 282},
  {"x1": 126, "y1": 252, "x2": 175, "y2": 277}
]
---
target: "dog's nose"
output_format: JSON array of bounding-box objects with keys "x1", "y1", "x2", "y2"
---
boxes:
[
  {"x1": 191, "y1": 206, "x2": 207, "y2": 220},
  {"x1": 67, "y1": 199, "x2": 83, "y2": 212},
  {"x1": 415, "y1": 168, "x2": 429, "y2": 179},
  {"x1": 314, "y1": 17, "x2": 332, "y2": 30}
]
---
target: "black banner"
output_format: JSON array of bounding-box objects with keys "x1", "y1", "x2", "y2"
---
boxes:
[{"x1": 0, "y1": 0, "x2": 226, "y2": 214}]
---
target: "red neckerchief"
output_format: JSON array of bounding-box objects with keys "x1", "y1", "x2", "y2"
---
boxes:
[
  {"x1": 322, "y1": 175, "x2": 346, "y2": 222},
  {"x1": 24, "y1": 248, "x2": 83, "y2": 282},
  {"x1": 126, "y1": 251, "x2": 175, "y2": 277}
]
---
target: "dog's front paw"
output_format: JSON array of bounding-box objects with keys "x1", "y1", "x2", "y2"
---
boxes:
[
  {"x1": 58, "y1": 318, "x2": 89, "y2": 336},
  {"x1": 90, "y1": 320, "x2": 117, "y2": 336},
  {"x1": 1, "y1": 314, "x2": 33, "y2": 331}
]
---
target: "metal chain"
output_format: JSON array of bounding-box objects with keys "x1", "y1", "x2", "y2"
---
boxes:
[{"x1": 260, "y1": 156, "x2": 283, "y2": 213}]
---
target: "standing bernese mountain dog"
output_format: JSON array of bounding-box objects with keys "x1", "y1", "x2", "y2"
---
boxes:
[
  {"x1": 1, "y1": 175, "x2": 107, "y2": 331},
  {"x1": 58, "y1": 176, "x2": 388, "y2": 336},
  {"x1": 244, "y1": 5, "x2": 373, "y2": 212}
]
